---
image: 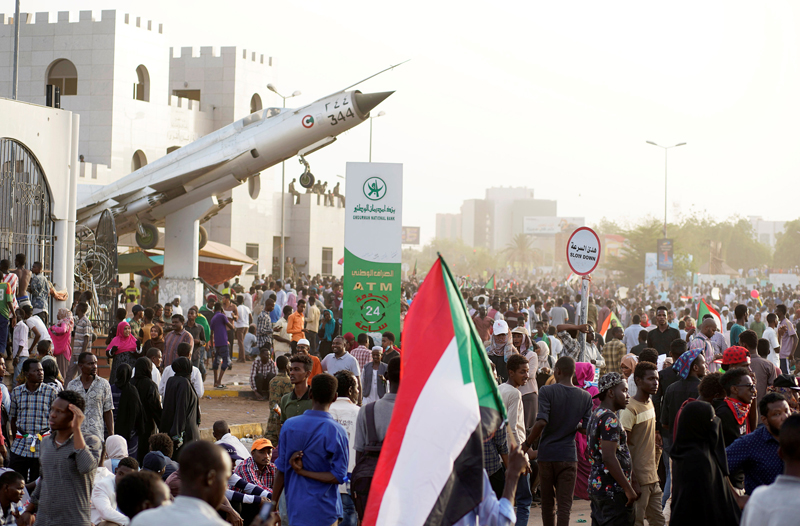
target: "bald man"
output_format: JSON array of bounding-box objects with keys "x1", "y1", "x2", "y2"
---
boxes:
[{"x1": 131, "y1": 441, "x2": 231, "y2": 526}]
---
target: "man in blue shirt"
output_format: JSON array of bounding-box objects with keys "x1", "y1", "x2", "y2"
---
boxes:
[
  {"x1": 726, "y1": 392, "x2": 791, "y2": 494},
  {"x1": 272, "y1": 373, "x2": 349, "y2": 526}
]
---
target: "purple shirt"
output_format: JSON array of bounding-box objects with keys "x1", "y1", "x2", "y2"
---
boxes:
[
  {"x1": 210, "y1": 312, "x2": 230, "y2": 348},
  {"x1": 779, "y1": 318, "x2": 796, "y2": 359}
]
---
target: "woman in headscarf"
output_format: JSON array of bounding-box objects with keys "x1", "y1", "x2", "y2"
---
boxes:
[
  {"x1": 573, "y1": 362, "x2": 600, "y2": 500},
  {"x1": 318, "y1": 309, "x2": 337, "y2": 358},
  {"x1": 41, "y1": 359, "x2": 63, "y2": 392},
  {"x1": 111, "y1": 363, "x2": 145, "y2": 459},
  {"x1": 48, "y1": 308, "x2": 73, "y2": 379},
  {"x1": 103, "y1": 435, "x2": 129, "y2": 474},
  {"x1": 160, "y1": 357, "x2": 200, "y2": 456},
  {"x1": 142, "y1": 324, "x2": 165, "y2": 354},
  {"x1": 107, "y1": 320, "x2": 141, "y2": 382},
  {"x1": 511, "y1": 327, "x2": 539, "y2": 430},
  {"x1": 669, "y1": 401, "x2": 743, "y2": 525},
  {"x1": 130, "y1": 357, "x2": 162, "y2": 464},
  {"x1": 620, "y1": 353, "x2": 639, "y2": 399}
]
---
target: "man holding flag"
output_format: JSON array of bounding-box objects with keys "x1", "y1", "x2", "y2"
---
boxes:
[{"x1": 362, "y1": 256, "x2": 525, "y2": 526}]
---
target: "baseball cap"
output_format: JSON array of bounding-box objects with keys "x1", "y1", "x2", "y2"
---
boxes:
[
  {"x1": 142, "y1": 451, "x2": 167, "y2": 472},
  {"x1": 297, "y1": 338, "x2": 310, "y2": 346},
  {"x1": 206, "y1": 293, "x2": 217, "y2": 300},
  {"x1": 594, "y1": 372, "x2": 625, "y2": 398},
  {"x1": 219, "y1": 443, "x2": 244, "y2": 462},
  {"x1": 511, "y1": 326, "x2": 530, "y2": 337},
  {"x1": 493, "y1": 320, "x2": 509, "y2": 335},
  {"x1": 713, "y1": 346, "x2": 751, "y2": 365},
  {"x1": 132, "y1": 304, "x2": 144, "y2": 314},
  {"x1": 773, "y1": 374, "x2": 800, "y2": 390},
  {"x1": 251, "y1": 438, "x2": 274, "y2": 451}
]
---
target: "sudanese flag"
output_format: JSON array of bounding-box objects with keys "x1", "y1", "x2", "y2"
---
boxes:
[{"x1": 363, "y1": 256, "x2": 506, "y2": 526}]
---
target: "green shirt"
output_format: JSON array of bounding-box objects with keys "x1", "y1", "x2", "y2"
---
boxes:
[
  {"x1": 280, "y1": 387, "x2": 313, "y2": 424},
  {"x1": 750, "y1": 321, "x2": 766, "y2": 339},
  {"x1": 0, "y1": 283, "x2": 11, "y2": 318}
]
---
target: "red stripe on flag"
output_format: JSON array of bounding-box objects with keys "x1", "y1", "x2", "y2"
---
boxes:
[{"x1": 362, "y1": 258, "x2": 457, "y2": 525}]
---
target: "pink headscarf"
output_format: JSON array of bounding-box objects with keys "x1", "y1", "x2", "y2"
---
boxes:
[
  {"x1": 575, "y1": 362, "x2": 600, "y2": 406},
  {"x1": 49, "y1": 308, "x2": 75, "y2": 360},
  {"x1": 106, "y1": 321, "x2": 138, "y2": 354}
]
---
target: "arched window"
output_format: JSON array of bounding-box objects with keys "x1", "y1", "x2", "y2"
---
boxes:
[
  {"x1": 131, "y1": 150, "x2": 147, "y2": 172},
  {"x1": 250, "y1": 93, "x2": 262, "y2": 114},
  {"x1": 134, "y1": 65, "x2": 150, "y2": 102},
  {"x1": 46, "y1": 59, "x2": 78, "y2": 96}
]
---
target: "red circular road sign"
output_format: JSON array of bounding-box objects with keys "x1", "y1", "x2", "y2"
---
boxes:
[{"x1": 566, "y1": 227, "x2": 601, "y2": 276}]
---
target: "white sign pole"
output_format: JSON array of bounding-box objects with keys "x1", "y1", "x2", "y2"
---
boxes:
[{"x1": 565, "y1": 227, "x2": 602, "y2": 364}]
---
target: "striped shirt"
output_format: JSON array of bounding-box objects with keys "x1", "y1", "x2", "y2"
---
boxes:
[
  {"x1": 9, "y1": 383, "x2": 58, "y2": 457},
  {"x1": 234, "y1": 456, "x2": 276, "y2": 492},
  {"x1": 31, "y1": 433, "x2": 102, "y2": 526},
  {"x1": 73, "y1": 316, "x2": 93, "y2": 355},
  {"x1": 349, "y1": 345, "x2": 372, "y2": 370},
  {"x1": 256, "y1": 311, "x2": 273, "y2": 348}
]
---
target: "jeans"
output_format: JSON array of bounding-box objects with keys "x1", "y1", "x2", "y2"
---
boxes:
[
  {"x1": 661, "y1": 433, "x2": 673, "y2": 507},
  {"x1": 539, "y1": 460, "x2": 578, "y2": 526},
  {"x1": 340, "y1": 492, "x2": 357, "y2": 526},
  {"x1": 514, "y1": 473, "x2": 532, "y2": 526},
  {"x1": 590, "y1": 492, "x2": 635, "y2": 526},
  {"x1": 488, "y1": 467, "x2": 506, "y2": 499},
  {"x1": 213, "y1": 345, "x2": 230, "y2": 370}
]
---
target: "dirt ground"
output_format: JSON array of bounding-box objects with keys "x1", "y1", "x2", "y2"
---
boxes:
[{"x1": 198, "y1": 396, "x2": 271, "y2": 429}]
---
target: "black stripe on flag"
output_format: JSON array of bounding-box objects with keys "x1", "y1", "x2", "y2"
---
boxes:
[{"x1": 423, "y1": 407, "x2": 503, "y2": 526}]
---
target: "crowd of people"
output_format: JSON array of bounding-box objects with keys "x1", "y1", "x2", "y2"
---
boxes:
[{"x1": 3, "y1": 249, "x2": 800, "y2": 525}]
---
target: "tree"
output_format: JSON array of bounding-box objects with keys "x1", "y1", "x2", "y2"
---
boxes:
[
  {"x1": 773, "y1": 218, "x2": 800, "y2": 269},
  {"x1": 502, "y1": 234, "x2": 537, "y2": 269}
]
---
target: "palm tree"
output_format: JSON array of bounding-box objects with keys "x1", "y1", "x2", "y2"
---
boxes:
[{"x1": 503, "y1": 234, "x2": 535, "y2": 269}]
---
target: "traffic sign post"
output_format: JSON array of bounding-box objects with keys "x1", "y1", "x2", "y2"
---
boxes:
[{"x1": 566, "y1": 227, "x2": 601, "y2": 363}]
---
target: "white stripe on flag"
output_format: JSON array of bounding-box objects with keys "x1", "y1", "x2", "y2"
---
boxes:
[{"x1": 375, "y1": 337, "x2": 481, "y2": 526}]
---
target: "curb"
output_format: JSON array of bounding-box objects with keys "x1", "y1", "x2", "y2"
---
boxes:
[
  {"x1": 204, "y1": 388, "x2": 256, "y2": 399},
  {"x1": 198, "y1": 421, "x2": 266, "y2": 442}
]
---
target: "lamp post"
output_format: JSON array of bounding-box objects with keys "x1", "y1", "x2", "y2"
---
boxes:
[
  {"x1": 267, "y1": 83, "x2": 301, "y2": 282},
  {"x1": 646, "y1": 141, "x2": 686, "y2": 237},
  {"x1": 369, "y1": 111, "x2": 386, "y2": 162}
]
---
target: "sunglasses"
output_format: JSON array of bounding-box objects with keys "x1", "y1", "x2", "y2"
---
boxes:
[{"x1": 735, "y1": 384, "x2": 756, "y2": 391}]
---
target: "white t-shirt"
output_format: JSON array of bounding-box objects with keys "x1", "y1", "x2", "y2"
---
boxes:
[
  {"x1": 13, "y1": 323, "x2": 29, "y2": 358},
  {"x1": 763, "y1": 326, "x2": 781, "y2": 367},
  {"x1": 328, "y1": 397, "x2": 360, "y2": 493},
  {"x1": 235, "y1": 305, "x2": 251, "y2": 329},
  {"x1": 321, "y1": 352, "x2": 361, "y2": 376},
  {"x1": 26, "y1": 315, "x2": 52, "y2": 346}
]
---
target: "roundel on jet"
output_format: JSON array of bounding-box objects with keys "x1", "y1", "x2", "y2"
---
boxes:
[{"x1": 302, "y1": 115, "x2": 314, "y2": 128}]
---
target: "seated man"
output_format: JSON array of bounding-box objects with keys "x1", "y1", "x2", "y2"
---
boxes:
[
  {"x1": 0, "y1": 470, "x2": 26, "y2": 526},
  {"x1": 249, "y1": 347, "x2": 277, "y2": 401},
  {"x1": 115, "y1": 471, "x2": 172, "y2": 522},
  {"x1": 91, "y1": 456, "x2": 139, "y2": 526},
  {"x1": 234, "y1": 438, "x2": 276, "y2": 493},
  {"x1": 213, "y1": 420, "x2": 251, "y2": 460}
]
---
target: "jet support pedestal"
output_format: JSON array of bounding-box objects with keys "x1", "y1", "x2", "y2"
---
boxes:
[{"x1": 159, "y1": 196, "x2": 218, "y2": 309}]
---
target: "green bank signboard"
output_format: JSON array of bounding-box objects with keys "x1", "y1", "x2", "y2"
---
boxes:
[{"x1": 343, "y1": 162, "x2": 402, "y2": 340}]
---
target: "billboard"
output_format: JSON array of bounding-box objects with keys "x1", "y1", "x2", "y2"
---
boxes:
[
  {"x1": 657, "y1": 238, "x2": 674, "y2": 270},
  {"x1": 401, "y1": 226, "x2": 420, "y2": 245},
  {"x1": 343, "y1": 162, "x2": 403, "y2": 339},
  {"x1": 524, "y1": 216, "x2": 585, "y2": 235}
]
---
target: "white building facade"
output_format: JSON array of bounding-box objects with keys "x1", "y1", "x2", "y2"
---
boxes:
[{"x1": 0, "y1": 10, "x2": 344, "y2": 281}]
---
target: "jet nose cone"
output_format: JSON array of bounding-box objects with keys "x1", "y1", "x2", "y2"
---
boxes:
[{"x1": 353, "y1": 91, "x2": 394, "y2": 117}]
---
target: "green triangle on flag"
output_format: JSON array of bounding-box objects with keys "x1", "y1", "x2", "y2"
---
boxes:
[{"x1": 485, "y1": 274, "x2": 495, "y2": 290}]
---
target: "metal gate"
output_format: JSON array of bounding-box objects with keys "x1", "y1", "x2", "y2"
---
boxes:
[
  {"x1": 0, "y1": 138, "x2": 55, "y2": 312},
  {"x1": 74, "y1": 210, "x2": 119, "y2": 336}
]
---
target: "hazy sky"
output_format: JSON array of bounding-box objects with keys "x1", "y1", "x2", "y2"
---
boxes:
[{"x1": 21, "y1": 1, "x2": 800, "y2": 242}]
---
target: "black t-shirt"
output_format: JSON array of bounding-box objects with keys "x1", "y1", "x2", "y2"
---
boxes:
[{"x1": 646, "y1": 326, "x2": 682, "y2": 355}]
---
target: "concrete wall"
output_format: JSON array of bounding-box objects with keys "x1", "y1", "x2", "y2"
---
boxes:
[{"x1": 281, "y1": 193, "x2": 344, "y2": 277}]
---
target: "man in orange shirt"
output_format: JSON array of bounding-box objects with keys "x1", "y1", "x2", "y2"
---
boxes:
[
  {"x1": 295, "y1": 338, "x2": 323, "y2": 384},
  {"x1": 287, "y1": 299, "x2": 306, "y2": 353}
]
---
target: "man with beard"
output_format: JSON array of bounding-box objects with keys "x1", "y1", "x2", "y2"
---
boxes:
[{"x1": 726, "y1": 392, "x2": 791, "y2": 495}]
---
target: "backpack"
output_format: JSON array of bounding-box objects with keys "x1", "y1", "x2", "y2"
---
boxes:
[{"x1": 351, "y1": 402, "x2": 382, "y2": 520}]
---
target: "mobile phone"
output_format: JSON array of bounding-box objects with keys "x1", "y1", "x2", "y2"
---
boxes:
[{"x1": 259, "y1": 501, "x2": 274, "y2": 520}]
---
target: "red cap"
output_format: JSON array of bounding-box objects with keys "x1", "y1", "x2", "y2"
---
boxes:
[{"x1": 714, "y1": 346, "x2": 751, "y2": 365}]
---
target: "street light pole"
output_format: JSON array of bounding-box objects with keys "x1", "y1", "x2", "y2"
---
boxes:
[
  {"x1": 267, "y1": 84, "x2": 301, "y2": 282},
  {"x1": 12, "y1": 0, "x2": 21, "y2": 100},
  {"x1": 646, "y1": 141, "x2": 686, "y2": 238},
  {"x1": 369, "y1": 111, "x2": 385, "y2": 162}
]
